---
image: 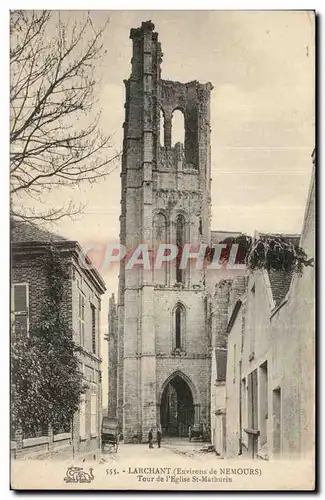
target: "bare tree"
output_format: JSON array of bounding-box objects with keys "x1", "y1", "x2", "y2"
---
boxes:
[{"x1": 10, "y1": 10, "x2": 119, "y2": 222}]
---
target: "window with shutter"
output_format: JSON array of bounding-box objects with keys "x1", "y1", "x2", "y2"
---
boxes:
[
  {"x1": 13, "y1": 284, "x2": 29, "y2": 336},
  {"x1": 79, "y1": 395, "x2": 86, "y2": 439},
  {"x1": 90, "y1": 392, "x2": 97, "y2": 436}
]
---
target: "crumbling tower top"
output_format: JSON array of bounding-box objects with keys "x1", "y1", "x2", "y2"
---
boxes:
[
  {"x1": 130, "y1": 20, "x2": 156, "y2": 38},
  {"x1": 123, "y1": 19, "x2": 213, "y2": 182}
]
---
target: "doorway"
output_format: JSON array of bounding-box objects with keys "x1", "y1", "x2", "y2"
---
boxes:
[{"x1": 160, "y1": 374, "x2": 195, "y2": 437}]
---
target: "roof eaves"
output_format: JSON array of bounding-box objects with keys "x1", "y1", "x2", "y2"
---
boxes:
[
  {"x1": 226, "y1": 299, "x2": 242, "y2": 334},
  {"x1": 73, "y1": 242, "x2": 106, "y2": 294}
]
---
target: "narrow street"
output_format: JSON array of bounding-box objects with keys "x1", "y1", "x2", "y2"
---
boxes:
[{"x1": 99, "y1": 437, "x2": 220, "y2": 467}]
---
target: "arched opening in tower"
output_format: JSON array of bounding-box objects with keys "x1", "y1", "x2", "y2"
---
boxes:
[
  {"x1": 171, "y1": 109, "x2": 185, "y2": 146},
  {"x1": 159, "y1": 108, "x2": 165, "y2": 147},
  {"x1": 176, "y1": 214, "x2": 186, "y2": 283},
  {"x1": 160, "y1": 375, "x2": 195, "y2": 437}
]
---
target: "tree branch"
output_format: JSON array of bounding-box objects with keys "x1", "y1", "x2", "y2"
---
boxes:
[{"x1": 10, "y1": 10, "x2": 114, "y2": 222}]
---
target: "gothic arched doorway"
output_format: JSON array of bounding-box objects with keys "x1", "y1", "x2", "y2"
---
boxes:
[{"x1": 160, "y1": 374, "x2": 195, "y2": 437}]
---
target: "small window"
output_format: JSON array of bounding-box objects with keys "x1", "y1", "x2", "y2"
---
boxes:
[
  {"x1": 91, "y1": 304, "x2": 96, "y2": 354},
  {"x1": 12, "y1": 283, "x2": 29, "y2": 336},
  {"x1": 79, "y1": 292, "x2": 85, "y2": 346}
]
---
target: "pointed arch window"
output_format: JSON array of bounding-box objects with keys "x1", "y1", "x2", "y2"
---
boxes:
[
  {"x1": 175, "y1": 307, "x2": 181, "y2": 349},
  {"x1": 172, "y1": 109, "x2": 185, "y2": 146},
  {"x1": 176, "y1": 214, "x2": 186, "y2": 283},
  {"x1": 173, "y1": 303, "x2": 186, "y2": 351}
]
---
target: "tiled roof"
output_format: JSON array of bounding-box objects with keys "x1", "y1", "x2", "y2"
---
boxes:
[
  {"x1": 260, "y1": 233, "x2": 300, "y2": 306},
  {"x1": 11, "y1": 219, "x2": 68, "y2": 244},
  {"x1": 215, "y1": 348, "x2": 227, "y2": 382},
  {"x1": 267, "y1": 268, "x2": 294, "y2": 306}
]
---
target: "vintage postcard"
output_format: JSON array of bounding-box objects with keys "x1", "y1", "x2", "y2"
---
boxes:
[{"x1": 10, "y1": 10, "x2": 316, "y2": 491}]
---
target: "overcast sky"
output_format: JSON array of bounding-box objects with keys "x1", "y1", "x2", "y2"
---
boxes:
[{"x1": 39, "y1": 10, "x2": 315, "y2": 407}]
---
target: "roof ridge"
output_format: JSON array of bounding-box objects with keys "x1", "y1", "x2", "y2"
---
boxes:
[{"x1": 11, "y1": 219, "x2": 68, "y2": 243}]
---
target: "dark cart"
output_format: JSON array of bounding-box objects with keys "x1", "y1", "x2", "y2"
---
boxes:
[
  {"x1": 188, "y1": 423, "x2": 203, "y2": 442},
  {"x1": 101, "y1": 417, "x2": 119, "y2": 453}
]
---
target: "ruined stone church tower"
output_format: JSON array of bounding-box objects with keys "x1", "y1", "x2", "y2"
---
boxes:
[{"x1": 113, "y1": 21, "x2": 213, "y2": 442}]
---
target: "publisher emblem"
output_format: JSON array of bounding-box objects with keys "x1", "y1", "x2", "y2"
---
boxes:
[{"x1": 64, "y1": 466, "x2": 95, "y2": 483}]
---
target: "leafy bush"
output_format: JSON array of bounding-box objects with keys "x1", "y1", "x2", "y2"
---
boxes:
[{"x1": 206, "y1": 235, "x2": 313, "y2": 276}]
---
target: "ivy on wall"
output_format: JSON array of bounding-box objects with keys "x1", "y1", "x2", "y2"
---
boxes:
[
  {"x1": 244, "y1": 236, "x2": 313, "y2": 275},
  {"x1": 206, "y1": 235, "x2": 313, "y2": 275},
  {"x1": 11, "y1": 246, "x2": 86, "y2": 436}
]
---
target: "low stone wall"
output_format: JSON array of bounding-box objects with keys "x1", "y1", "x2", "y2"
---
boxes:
[
  {"x1": 11, "y1": 429, "x2": 72, "y2": 460},
  {"x1": 11, "y1": 429, "x2": 100, "y2": 461}
]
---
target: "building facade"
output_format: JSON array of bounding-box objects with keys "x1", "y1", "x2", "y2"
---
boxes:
[
  {"x1": 116, "y1": 20, "x2": 213, "y2": 442},
  {"x1": 11, "y1": 221, "x2": 106, "y2": 459},
  {"x1": 224, "y1": 157, "x2": 315, "y2": 460}
]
